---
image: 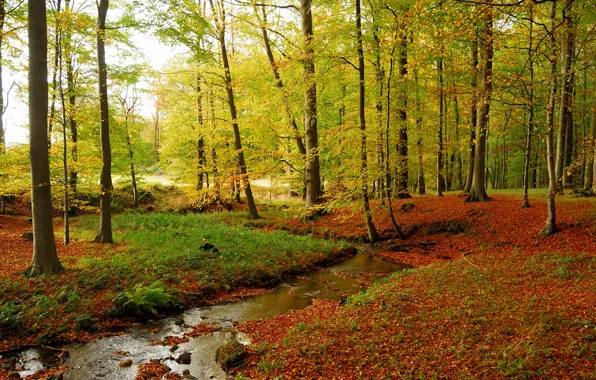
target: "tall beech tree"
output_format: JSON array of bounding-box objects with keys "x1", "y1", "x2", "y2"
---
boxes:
[
  {"x1": 356, "y1": 0, "x2": 379, "y2": 243},
  {"x1": 209, "y1": 0, "x2": 260, "y2": 219},
  {"x1": 300, "y1": 0, "x2": 322, "y2": 211},
  {"x1": 466, "y1": 5, "x2": 493, "y2": 203},
  {"x1": 94, "y1": 0, "x2": 113, "y2": 243},
  {"x1": 463, "y1": 28, "x2": 478, "y2": 194},
  {"x1": 26, "y1": 0, "x2": 64, "y2": 276}
]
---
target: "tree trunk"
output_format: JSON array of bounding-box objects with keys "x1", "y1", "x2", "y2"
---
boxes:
[
  {"x1": 300, "y1": 0, "x2": 323, "y2": 211},
  {"x1": 356, "y1": 0, "x2": 380, "y2": 243},
  {"x1": 555, "y1": 0, "x2": 574, "y2": 190},
  {"x1": 541, "y1": 1, "x2": 559, "y2": 236},
  {"x1": 196, "y1": 73, "x2": 205, "y2": 191},
  {"x1": 454, "y1": 93, "x2": 463, "y2": 190},
  {"x1": 465, "y1": 8, "x2": 493, "y2": 203},
  {"x1": 463, "y1": 28, "x2": 478, "y2": 194},
  {"x1": 258, "y1": 4, "x2": 306, "y2": 159},
  {"x1": 56, "y1": 21, "x2": 70, "y2": 245},
  {"x1": 522, "y1": 3, "x2": 534, "y2": 208},
  {"x1": 26, "y1": 0, "x2": 64, "y2": 276},
  {"x1": 436, "y1": 53, "x2": 445, "y2": 196},
  {"x1": 47, "y1": 0, "x2": 62, "y2": 148},
  {"x1": 210, "y1": 0, "x2": 260, "y2": 219},
  {"x1": 414, "y1": 68, "x2": 425, "y2": 195},
  {"x1": 396, "y1": 34, "x2": 410, "y2": 198},
  {"x1": 94, "y1": 0, "x2": 113, "y2": 243}
]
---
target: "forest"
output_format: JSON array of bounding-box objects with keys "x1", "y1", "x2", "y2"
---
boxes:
[{"x1": 0, "y1": 0, "x2": 595, "y2": 378}]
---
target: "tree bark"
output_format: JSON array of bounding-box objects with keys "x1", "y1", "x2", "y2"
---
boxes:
[
  {"x1": 356, "y1": 0, "x2": 380, "y2": 243},
  {"x1": 196, "y1": 73, "x2": 205, "y2": 191},
  {"x1": 555, "y1": 0, "x2": 574, "y2": 190},
  {"x1": 26, "y1": 0, "x2": 64, "y2": 276},
  {"x1": 94, "y1": 0, "x2": 113, "y2": 243},
  {"x1": 465, "y1": 7, "x2": 493, "y2": 203},
  {"x1": 521, "y1": 3, "x2": 534, "y2": 208},
  {"x1": 541, "y1": 1, "x2": 559, "y2": 236},
  {"x1": 436, "y1": 52, "x2": 445, "y2": 196},
  {"x1": 396, "y1": 33, "x2": 410, "y2": 198},
  {"x1": 300, "y1": 0, "x2": 323, "y2": 211},
  {"x1": 463, "y1": 28, "x2": 478, "y2": 194},
  {"x1": 47, "y1": 0, "x2": 62, "y2": 148},
  {"x1": 210, "y1": 0, "x2": 260, "y2": 219},
  {"x1": 414, "y1": 68, "x2": 425, "y2": 195}
]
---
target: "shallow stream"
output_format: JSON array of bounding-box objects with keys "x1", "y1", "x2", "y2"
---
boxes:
[{"x1": 5, "y1": 254, "x2": 409, "y2": 379}]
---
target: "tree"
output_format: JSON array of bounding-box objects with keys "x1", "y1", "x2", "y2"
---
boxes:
[
  {"x1": 521, "y1": 2, "x2": 534, "y2": 209},
  {"x1": 465, "y1": 5, "x2": 493, "y2": 203},
  {"x1": 209, "y1": 0, "x2": 260, "y2": 219},
  {"x1": 540, "y1": 1, "x2": 559, "y2": 236},
  {"x1": 463, "y1": 27, "x2": 478, "y2": 195},
  {"x1": 26, "y1": 0, "x2": 64, "y2": 276},
  {"x1": 300, "y1": 0, "x2": 323, "y2": 212},
  {"x1": 356, "y1": 0, "x2": 379, "y2": 243},
  {"x1": 94, "y1": 0, "x2": 114, "y2": 243}
]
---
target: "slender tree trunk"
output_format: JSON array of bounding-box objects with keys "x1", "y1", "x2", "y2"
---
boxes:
[
  {"x1": 465, "y1": 8, "x2": 493, "y2": 203},
  {"x1": 300, "y1": 0, "x2": 323, "y2": 212},
  {"x1": 414, "y1": 68, "x2": 425, "y2": 195},
  {"x1": 385, "y1": 57, "x2": 394, "y2": 198},
  {"x1": 153, "y1": 103, "x2": 160, "y2": 164},
  {"x1": 26, "y1": 0, "x2": 64, "y2": 276},
  {"x1": 463, "y1": 28, "x2": 478, "y2": 194},
  {"x1": 555, "y1": 0, "x2": 574, "y2": 190},
  {"x1": 436, "y1": 53, "x2": 445, "y2": 196},
  {"x1": 94, "y1": 0, "x2": 113, "y2": 243},
  {"x1": 122, "y1": 103, "x2": 138, "y2": 208},
  {"x1": 454, "y1": 93, "x2": 463, "y2": 190},
  {"x1": 541, "y1": 1, "x2": 559, "y2": 236},
  {"x1": 47, "y1": 0, "x2": 62, "y2": 148},
  {"x1": 57, "y1": 24, "x2": 70, "y2": 245},
  {"x1": 356, "y1": 0, "x2": 380, "y2": 243},
  {"x1": 196, "y1": 73, "x2": 205, "y2": 191},
  {"x1": 522, "y1": 3, "x2": 534, "y2": 208},
  {"x1": 258, "y1": 5, "x2": 306, "y2": 158},
  {"x1": 396, "y1": 33, "x2": 410, "y2": 198},
  {"x1": 210, "y1": 0, "x2": 260, "y2": 219}
]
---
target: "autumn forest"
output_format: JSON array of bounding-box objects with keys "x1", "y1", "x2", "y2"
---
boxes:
[{"x1": 0, "y1": 0, "x2": 595, "y2": 378}]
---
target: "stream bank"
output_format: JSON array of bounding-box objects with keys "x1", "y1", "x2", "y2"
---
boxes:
[{"x1": 3, "y1": 254, "x2": 409, "y2": 379}]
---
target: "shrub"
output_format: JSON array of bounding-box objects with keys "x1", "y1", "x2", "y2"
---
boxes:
[{"x1": 112, "y1": 281, "x2": 171, "y2": 318}]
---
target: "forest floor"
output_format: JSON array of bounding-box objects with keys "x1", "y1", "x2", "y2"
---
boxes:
[
  {"x1": 1, "y1": 191, "x2": 595, "y2": 379},
  {"x1": 0, "y1": 211, "x2": 349, "y2": 358},
  {"x1": 233, "y1": 193, "x2": 596, "y2": 379}
]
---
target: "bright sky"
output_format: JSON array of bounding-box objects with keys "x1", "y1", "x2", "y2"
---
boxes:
[{"x1": 3, "y1": 28, "x2": 180, "y2": 146}]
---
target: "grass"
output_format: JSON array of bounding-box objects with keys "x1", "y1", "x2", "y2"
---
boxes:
[{"x1": 0, "y1": 211, "x2": 348, "y2": 350}]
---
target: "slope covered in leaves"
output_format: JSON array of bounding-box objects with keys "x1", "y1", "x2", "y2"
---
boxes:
[{"x1": 237, "y1": 195, "x2": 596, "y2": 379}]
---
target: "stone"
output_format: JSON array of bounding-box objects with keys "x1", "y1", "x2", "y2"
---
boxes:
[
  {"x1": 176, "y1": 352, "x2": 192, "y2": 365},
  {"x1": 22, "y1": 231, "x2": 34, "y2": 241}
]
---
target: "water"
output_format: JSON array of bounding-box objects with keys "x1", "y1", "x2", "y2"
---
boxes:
[{"x1": 4, "y1": 254, "x2": 408, "y2": 379}]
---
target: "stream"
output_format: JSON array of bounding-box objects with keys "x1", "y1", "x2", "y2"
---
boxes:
[{"x1": 4, "y1": 254, "x2": 409, "y2": 379}]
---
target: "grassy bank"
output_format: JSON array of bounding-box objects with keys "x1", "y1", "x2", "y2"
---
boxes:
[{"x1": 0, "y1": 212, "x2": 347, "y2": 352}]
